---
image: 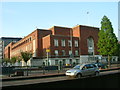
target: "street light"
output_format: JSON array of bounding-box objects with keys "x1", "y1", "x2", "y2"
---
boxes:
[{"x1": 46, "y1": 49, "x2": 50, "y2": 66}]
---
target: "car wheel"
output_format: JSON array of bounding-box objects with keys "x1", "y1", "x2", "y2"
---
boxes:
[
  {"x1": 77, "y1": 73, "x2": 82, "y2": 79},
  {"x1": 95, "y1": 72, "x2": 99, "y2": 76}
]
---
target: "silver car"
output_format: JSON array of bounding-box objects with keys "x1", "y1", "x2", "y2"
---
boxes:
[{"x1": 65, "y1": 63, "x2": 100, "y2": 78}]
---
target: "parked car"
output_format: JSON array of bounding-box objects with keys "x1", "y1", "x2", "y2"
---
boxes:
[
  {"x1": 94, "y1": 62, "x2": 108, "y2": 70},
  {"x1": 65, "y1": 63, "x2": 100, "y2": 78}
]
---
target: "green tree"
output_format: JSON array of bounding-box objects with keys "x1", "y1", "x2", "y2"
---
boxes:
[
  {"x1": 21, "y1": 51, "x2": 32, "y2": 64},
  {"x1": 10, "y1": 57, "x2": 17, "y2": 65},
  {"x1": 21, "y1": 51, "x2": 32, "y2": 76},
  {"x1": 97, "y1": 15, "x2": 118, "y2": 67},
  {"x1": 3, "y1": 58, "x2": 10, "y2": 66}
]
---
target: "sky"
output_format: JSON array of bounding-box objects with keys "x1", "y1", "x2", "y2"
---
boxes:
[{"x1": 0, "y1": 0, "x2": 119, "y2": 39}]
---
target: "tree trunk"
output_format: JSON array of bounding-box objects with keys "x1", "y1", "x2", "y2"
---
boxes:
[{"x1": 25, "y1": 62, "x2": 28, "y2": 76}]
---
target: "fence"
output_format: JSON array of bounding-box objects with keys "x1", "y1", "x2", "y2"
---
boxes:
[{"x1": 1, "y1": 64, "x2": 73, "y2": 77}]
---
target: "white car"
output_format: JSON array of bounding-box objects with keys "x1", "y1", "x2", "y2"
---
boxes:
[{"x1": 66, "y1": 63, "x2": 100, "y2": 78}]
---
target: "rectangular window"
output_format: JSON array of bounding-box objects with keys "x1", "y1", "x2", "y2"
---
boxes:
[
  {"x1": 63, "y1": 59, "x2": 66, "y2": 65},
  {"x1": 69, "y1": 59, "x2": 72, "y2": 64},
  {"x1": 61, "y1": 39, "x2": 65, "y2": 47},
  {"x1": 68, "y1": 40, "x2": 72, "y2": 47},
  {"x1": 55, "y1": 60, "x2": 58, "y2": 65},
  {"x1": 54, "y1": 39, "x2": 59, "y2": 46},
  {"x1": 62, "y1": 50, "x2": 66, "y2": 56},
  {"x1": 33, "y1": 39, "x2": 36, "y2": 53},
  {"x1": 69, "y1": 50, "x2": 72, "y2": 55},
  {"x1": 75, "y1": 40, "x2": 78, "y2": 47},
  {"x1": 54, "y1": 50, "x2": 59, "y2": 56},
  {"x1": 75, "y1": 50, "x2": 79, "y2": 56},
  {"x1": 76, "y1": 59, "x2": 79, "y2": 64}
]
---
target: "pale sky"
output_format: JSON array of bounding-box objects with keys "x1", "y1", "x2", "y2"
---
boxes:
[{"x1": 0, "y1": 0, "x2": 119, "y2": 39}]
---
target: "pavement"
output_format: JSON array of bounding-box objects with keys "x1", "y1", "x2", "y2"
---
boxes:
[{"x1": 1, "y1": 64, "x2": 120, "y2": 81}]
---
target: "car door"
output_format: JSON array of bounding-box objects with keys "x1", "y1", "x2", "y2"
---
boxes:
[
  {"x1": 81, "y1": 64, "x2": 90, "y2": 76},
  {"x1": 88, "y1": 64, "x2": 95, "y2": 75}
]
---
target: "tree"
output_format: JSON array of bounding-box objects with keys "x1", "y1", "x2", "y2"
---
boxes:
[
  {"x1": 21, "y1": 51, "x2": 32, "y2": 64},
  {"x1": 97, "y1": 15, "x2": 118, "y2": 67},
  {"x1": 21, "y1": 51, "x2": 32, "y2": 76},
  {"x1": 10, "y1": 57, "x2": 17, "y2": 65},
  {"x1": 3, "y1": 58, "x2": 10, "y2": 66}
]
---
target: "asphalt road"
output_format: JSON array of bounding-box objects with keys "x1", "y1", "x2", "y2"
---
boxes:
[{"x1": 2, "y1": 69, "x2": 120, "y2": 87}]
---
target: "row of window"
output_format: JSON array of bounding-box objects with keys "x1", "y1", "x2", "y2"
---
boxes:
[
  {"x1": 11, "y1": 44, "x2": 32, "y2": 56},
  {"x1": 12, "y1": 37, "x2": 32, "y2": 50},
  {"x1": 44, "y1": 59, "x2": 79, "y2": 66},
  {"x1": 54, "y1": 39, "x2": 79, "y2": 47},
  {"x1": 55, "y1": 59, "x2": 79, "y2": 65},
  {"x1": 54, "y1": 49, "x2": 79, "y2": 56}
]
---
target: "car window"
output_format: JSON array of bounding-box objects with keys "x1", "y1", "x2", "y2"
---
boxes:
[
  {"x1": 85, "y1": 64, "x2": 94, "y2": 69},
  {"x1": 84, "y1": 64, "x2": 90, "y2": 69},
  {"x1": 82, "y1": 66, "x2": 87, "y2": 70},
  {"x1": 93, "y1": 64, "x2": 97, "y2": 67},
  {"x1": 89, "y1": 64, "x2": 94, "y2": 68}
]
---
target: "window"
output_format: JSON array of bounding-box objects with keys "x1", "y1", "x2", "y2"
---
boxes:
[
  {"x1": 85, "y1": 64, "x2": 94, "y2": 69},
  {"x1": 76, "y1": 59, "x2": 79, "y2": 64},
  {"x1": 75, "y1": 50, "x2": 79, "y2": 56},
  {"x1": 88, "y1": 52, "x2": 93, "y2": 55},
  {"x1": 87, "y1": 37, "x2": 94, "y2": 50},
  {"x1": 54, "y1": 50, "x2": 59, "y2": 56},
  {"x1": 62, "y1": 50, "x2": 66, "y2": 56},
  {"x1": 54, "y1": 39, "x2": 59, "y2": 46},
  {"x1": 75, "y1": 40, "x2": 78, "y2": 47},
  {"x1": 55, "y1": 60, "x2": 58, "y2": 65},
  {"x1": 69, "y1": 59, "x2": 72, "y2": 65},
  {"x1": 63, "y1": 59, "x2": 66, "y2": 65},
  {"x1": 69, "y1": 50, "x2": 72, "y2": 55},
  {"x1": 87, "y1": 37, "x2": 94, "y2": 55},
  {"x1": 30, "y1": 37, "x2": 32, "y2": 41},
  {"x1": 61, "y1": 39, "x2": 65, "y2": 47},
  {"x1": 68, "y1": 40, "x2": 72, "y2": 47}
]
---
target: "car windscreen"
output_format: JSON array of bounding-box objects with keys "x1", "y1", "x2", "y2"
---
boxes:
[{"x1": 73, "y1": 65, "x2": 80, "y2": 69}]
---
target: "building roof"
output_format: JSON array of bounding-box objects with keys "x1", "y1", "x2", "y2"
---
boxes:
[{"x1": 0, "y1": 37, "x2": 22, "y2": 40}]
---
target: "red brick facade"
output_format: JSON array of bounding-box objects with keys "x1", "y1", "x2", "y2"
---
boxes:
[
  {"x1": 4, "y1": 25, "x2": 99, "y2": 61},
  {"x1": 72, "y1": 25, "x2": 99, "y2": 55}
]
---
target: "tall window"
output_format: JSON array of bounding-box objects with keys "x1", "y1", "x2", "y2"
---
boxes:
[
  {"x1": 69, "y1": 50, "x2": 72, "y2": 55},
  {"x1": 87, "y1": 37, "x2": 94, "y2": 55},
  {"x1": 62, "y1": 50, "x2": 66, "y2": 56},
  {"x1": 54, "y1": 50, "x2": 59, "y2": 56},
  {"x1": 55, "y1": 60, "x2": 58, "y2": 65},
  {"x1": 75, "y1": 40, "x2": 78, "y2": 47},
  {"x1": 54, "y1": 39, "x2": 59, "y2": 46},
  {"x1": 68, "y1": 40, "x2": 72, "y2": 47},
  {"x1": 76, "y1": 59, "x2": 79, "y2": 64},
  {"x1": 75, "y1": 50, "x2": 79, "y2": 56},
  {"x1": 69, "y1": 59, "x2": 72, "y2": 65},
  {"x1": 63, "y1": 59, "x2": 66, "y2": 65},
  {"x1": 61, "y1": 39, "x2": 65, "y2": 47}
]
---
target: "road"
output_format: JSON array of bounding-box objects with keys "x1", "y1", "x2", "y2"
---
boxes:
[{"x1": 2, "y1": 69, "x2": 120, "y2": 87}]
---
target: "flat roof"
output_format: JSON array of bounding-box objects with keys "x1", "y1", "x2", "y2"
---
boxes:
[{"x1": 0, "y1": 37, "x2": 22, "y2": 40}]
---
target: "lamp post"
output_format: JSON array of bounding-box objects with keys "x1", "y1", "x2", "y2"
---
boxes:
[{"x1": 46, "y1": 49, "x2": 50, "y2": 66}]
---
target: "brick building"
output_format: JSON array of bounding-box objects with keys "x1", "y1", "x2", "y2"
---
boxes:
[{"x1": 4, "y1": 25, "x2": 100, "y2": 66}]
